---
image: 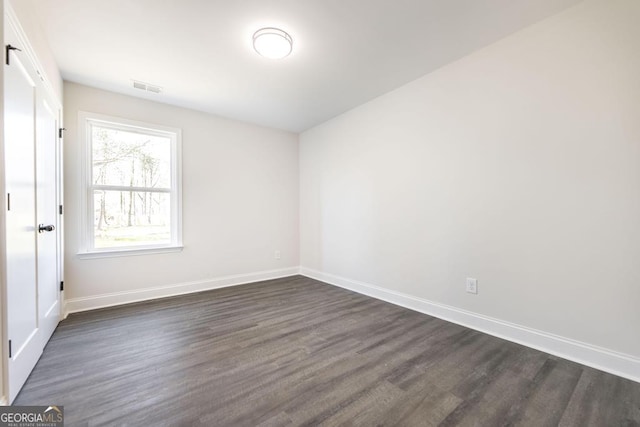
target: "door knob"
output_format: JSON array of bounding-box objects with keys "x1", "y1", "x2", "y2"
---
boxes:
[{"x1": 38, "y1": 224, "x2": 55, "y2": 233}]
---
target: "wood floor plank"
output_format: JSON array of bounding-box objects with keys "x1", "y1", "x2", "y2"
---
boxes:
[{"x1": 13, "y1": 276, "x2": 640, "y2": 426}]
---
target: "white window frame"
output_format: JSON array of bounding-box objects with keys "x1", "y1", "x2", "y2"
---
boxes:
[{"x1": 78, "y1": 111, "x2": 183, "y2": 258}]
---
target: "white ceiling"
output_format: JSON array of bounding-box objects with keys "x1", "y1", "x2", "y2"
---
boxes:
[{"x1": 33, "y1": 0, "x2": 582, "y2": 132}]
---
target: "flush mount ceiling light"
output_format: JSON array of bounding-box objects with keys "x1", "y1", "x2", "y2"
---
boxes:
[{"x1": 253, "y1": 27, "x2": 293, "y2": 59}]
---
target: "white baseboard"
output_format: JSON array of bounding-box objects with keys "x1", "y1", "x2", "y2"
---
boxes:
[
  {"x1": 63, "y1": 267, "x2": 300, "y2": 316},
  {"x1": 62, "y1": 266, "x2": 640, "y2": 383},
  {"x1": 300, "y1": 267, "x2": 640, "y2": 384}
]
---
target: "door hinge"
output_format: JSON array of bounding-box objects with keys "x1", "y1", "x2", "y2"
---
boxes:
[
  {"x1": 58, "y1": 127, "x2": 66, "y2": 138},
  {"x1": 59, "y1": 205, "x2": 63, "y2": 215},
  {"x1": 60, "y1": 281, "x2": 64, "y2": 291},
  {"x1": 8, "y1": 340, "x2": 11, "y2": 359},
  {"x1": 5, "y1": 44, "x2": 22, "y2": 66},
  {"x1": 7, "y1": 193, "x2": 10, "y2": 211}
]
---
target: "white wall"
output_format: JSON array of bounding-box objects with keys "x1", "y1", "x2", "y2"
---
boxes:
[
  {"x1": 300, "y1": 0, "x2": 640, "y2": 368},
  {"x1": 64, "y1": 83, "x2": 299, "y2": 308}
]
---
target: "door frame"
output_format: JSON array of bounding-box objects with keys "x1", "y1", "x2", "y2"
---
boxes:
[
  {"x1": 0, "y1": 0, "x2": 6, "y2": 408},
  {"x1": 1, "y1": 1, "x2": 64, "y2": 404}
]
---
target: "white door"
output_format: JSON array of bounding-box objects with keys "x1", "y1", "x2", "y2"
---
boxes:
[
  {"x1": 36, "y1": 93, "x2": 61, "y2": 345},
  {"x1": 4, "y1": 35, "x2": 43, "y2": 403}
]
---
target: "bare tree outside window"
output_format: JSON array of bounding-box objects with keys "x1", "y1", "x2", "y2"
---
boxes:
[{"x1": 90, "y1": 125, "x2": 173, "y2": 248}]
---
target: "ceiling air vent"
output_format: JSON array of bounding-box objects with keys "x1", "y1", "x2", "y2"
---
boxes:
[{"x1": 132, "y1": 80, "x2": 162, "y2": 94}]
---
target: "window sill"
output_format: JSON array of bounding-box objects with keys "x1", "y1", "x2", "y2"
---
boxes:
[{"x1": 77, "y1": 245, "x2": 183, "y2": 259}]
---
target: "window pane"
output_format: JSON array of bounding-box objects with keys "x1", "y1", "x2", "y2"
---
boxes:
[
  {"x1": 92, "y1": 126, "x2": 171, "y2": 189},
  {"x1": 93, "y1": 190, "x2": 171, "y2": 248}
]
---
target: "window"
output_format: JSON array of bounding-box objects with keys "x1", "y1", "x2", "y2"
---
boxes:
[{"x1": 79, "y1": 112, "x2": 182, "y2": 257}]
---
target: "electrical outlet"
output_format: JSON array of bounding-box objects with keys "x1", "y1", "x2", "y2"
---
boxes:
[
  {"x1": 466, "y1": 278, "x2": 478, "y2": 294},
  {"x1": 274, "y1": 250, "x2": 281, "y2": 260}
]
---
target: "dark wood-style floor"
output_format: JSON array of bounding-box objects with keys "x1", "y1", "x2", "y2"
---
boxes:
[{"x1": 15, "y1": 276, "x2": 640, "y2": 426}]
